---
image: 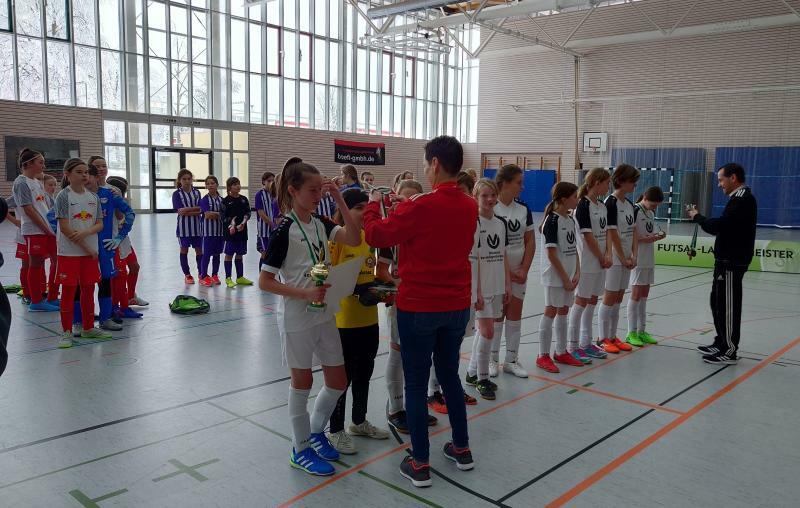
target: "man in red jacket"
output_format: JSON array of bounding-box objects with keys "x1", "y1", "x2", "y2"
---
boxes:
[{"x1": 363, "y1": 136, "x2": 478, "y2": 488}]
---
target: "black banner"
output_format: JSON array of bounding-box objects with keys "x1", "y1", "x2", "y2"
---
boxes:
[{"x1": 334, "y1": 139, "x2": 385, "y2": 165}]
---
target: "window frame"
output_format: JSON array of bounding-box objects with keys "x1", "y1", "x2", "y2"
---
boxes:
[{"x1": 0, "y1": 0, "x2": 11, "y2": 33}]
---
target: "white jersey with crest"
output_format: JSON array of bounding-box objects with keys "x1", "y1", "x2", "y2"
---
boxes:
[
  {"x1": 573, "y1": 196, "x2": 608, "y2": 274},
  {"x1": 540, "y1": 212, "x2": 578, "y2": 287},
  {"x1": 634, "y1": 203, "x2": 658, "y2": 269},
  {"x1": 471, "y1": 214, "x2": 508, "y2": 301},
  {"x1": 493, "y1": 198, "x2": 534, "y2": 269},
  {"x1": 604, "y1": 194, "x2": 638, "y2": 265}
]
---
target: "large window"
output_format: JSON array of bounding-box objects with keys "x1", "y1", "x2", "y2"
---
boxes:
[{"x1": 1, "y1": 0, "x2": 478, "y2": 142}]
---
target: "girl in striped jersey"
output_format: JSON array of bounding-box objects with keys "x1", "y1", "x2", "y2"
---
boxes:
[
  {"x1": 625, "y1": 187, "x2": 666, "y2": 347},
  {"x1": 199, "y1": 176, "x2": 224, "y2": 287},
  {"x1": 172, "y1": 169, "x2": 203, "y2": 284},
  {"x1": 598, "y1": 164, "x2": 640, "y2": 354},
  {"x1": 568, "y1": 168, "x2": 613, "y2": 363},
  {"x1": 537, "y1": 182, "x2": 582, "y2": 373},
  {"x1": 256, "y1": 171, "x2": 281, "y2": 273}
]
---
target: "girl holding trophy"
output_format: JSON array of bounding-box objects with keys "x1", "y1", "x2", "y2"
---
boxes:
[{"x1": 259, "y1": 157, "x2": 361, "y2": 477}]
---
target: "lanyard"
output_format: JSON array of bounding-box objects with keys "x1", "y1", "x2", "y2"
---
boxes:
[{"x1": 290, "y1": 210, "x2": 324, "y2": 264}]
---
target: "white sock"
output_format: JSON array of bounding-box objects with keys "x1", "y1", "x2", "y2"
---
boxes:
[
  {"x1": 468, "y1": 331, "x2": 480, "y2": 377},
  {"x1": 627, "y1": 299, "x2": 639, "y2": 336},
  {"x1": 580, "y1": 303, "x2": 596, "y2": 348},
  {"x1": 386, "y1": 347, "x2": 404, "y2": 414},
  {"x1": 289, "y1": 387, "x2": 311, "y2": 451},
  {"x1": 538, "y1": 315, "x2": 554, "y2": 356},
  {"x1": 554, "y1": 314, "x2": 567, "y2": 355},
  {"x1": 504, "y1": 320, "x2": 521, "y2": 363},
  {"x1": 491, "y1": 321, "x2": 503, "y2": 362},
  {"x1": 638, "y1": 297, "x2": 648, "y2": 332},
  {"x1": 598, "y1": 303, "x2": 613, "y2": 340},
  {"x1": 477, "y1": 333, "x2": 492, "y2": 380},
  {"x1": 310, "y1": 385, "x2": 345, "y2": 434},
  {"x1": 567, "y1": 304, "x2": 585, "y2": 352},
  {"x1": 611, "y1": 303, "x2": 621, "y2": 339},
  {"x1": 428, "y1": 364, "x2": 440, "y2": 396}
]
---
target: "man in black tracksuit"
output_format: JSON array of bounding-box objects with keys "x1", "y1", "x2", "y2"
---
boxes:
[{"x1": 688, "y1": 163, "x2": 757, "y2": 365}]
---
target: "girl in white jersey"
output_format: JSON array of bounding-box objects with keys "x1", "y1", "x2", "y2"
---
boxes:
[
  {"x1": 568, "y1": 168, "x2": 613, "y2": 364},
  {"x1": 465, "y1": 179, "x2": 510, "y2": 399},
  {"x1": 626, "y1": 187, "x2": 666, "y2": 347},
  {"x1": 537, "y1": 183, "x2": 582, "y2": 373},
  {"x1": 491, "y1": 165, "x2": 535, "y2": 379},
  {"x1": 598, "y1": 164, "x2": 640, "y2": 354},
  {"x1": 259, "y1": 157, "x2": 361, "y2": 477}
]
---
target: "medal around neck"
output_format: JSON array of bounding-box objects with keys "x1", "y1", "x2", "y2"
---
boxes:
[{"x1": 307, "y1": 261, "x2": 330, "y2": 312}]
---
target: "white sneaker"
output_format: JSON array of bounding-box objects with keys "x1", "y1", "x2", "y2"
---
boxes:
[
  {"x1": 349, "y1": 420, "x2": 390, "y2": 440},
  {"x1": 489, "y1": 360, "x2": 499, "y2": 378},
  {"x1": 503, "y1": 360, "x2": 529, "y2": 378},
  {"x1": 72, "y1": 323, "x2": 82, "y2": 338},
  {"x1": 58, "y1": 331, "x2": 74, "y2": 349},
  {"x1": 129, "y1": 296, "x2": 149, "y2": 307},
  {"x1": 327, "y1": 430, "x2": 357, "y2": 454},
  {"x1": 100, "y1": 318, "x2": 123, "y2": 331}
]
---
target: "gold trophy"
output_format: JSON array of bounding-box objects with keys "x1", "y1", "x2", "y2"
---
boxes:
[{"x1": 307, "y1": 261, "x2": 330, "y2": 312}]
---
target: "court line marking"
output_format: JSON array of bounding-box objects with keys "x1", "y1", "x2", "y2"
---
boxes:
[{"x1": 546, "y1": 335, "x2": 800, "y2": 507}]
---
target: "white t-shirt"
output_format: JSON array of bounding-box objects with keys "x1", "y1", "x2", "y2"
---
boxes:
[
  {"x1": 263, "y1": 214, "x2": 342, "y2": 333},
  {"x1": 5, "y1": 196, "x2": 24, "y2": 245},
  {"x1": 604, "y1": 195, "x2": 638, "y2": 265},
  {"x1": 54, "y1": 187, "x2": 101, "y2": 257},
  {"x1": 574, "y1": 196, "x2": 608, "y2": 274},
  {"x1": 634, "y1": 203, "x2": 659, "y2": 269},
  {"x1": 11, "y1": 175, "x2": 51, "y2": 236},
  {"x1": 493, "y1": 199, "x2": 534, "y2": 269},
  {"x1": 540, "y1": 212, "x2": 578, "y2": 288},
  {"x1": 471, "y1": 215, "x2": 508, "y2": 301}
]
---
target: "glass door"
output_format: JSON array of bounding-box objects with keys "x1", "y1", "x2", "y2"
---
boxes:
[{"x1": 151, "y1": 148, "x2": 212, "y2": 212}]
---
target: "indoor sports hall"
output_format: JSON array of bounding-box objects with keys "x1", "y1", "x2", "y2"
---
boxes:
[{"x1": 0, "y1": 1, "x2": 798, "y2": 507}]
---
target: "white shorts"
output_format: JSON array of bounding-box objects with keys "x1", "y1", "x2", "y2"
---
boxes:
[
  {"x1": 282, "y1": 319, "x2": 344, "y2": 369},
  {"x1": 511, "y1": 282, "x2": 526, "y2": 300},
  {"x1": 630, "y1": 267, "x2": 654, "y2": 286},
  {"x1": 576, "y1": 271, "x2": 606, "y2": 298},
  {"x1": 605, "y1": 265, "x2": 632, "y2": 292},
  {"x1": 387, "y1": 304, "x2": 401, "y2": 346},
  {"x1": 475, "y1": 295, "x2": 503, "y2": 320},
  {"x1": 544, "y1": 286, "x2": 574, "y2": 308}
]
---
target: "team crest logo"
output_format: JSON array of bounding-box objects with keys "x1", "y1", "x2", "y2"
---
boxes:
[
  {"x1": 599, "y1": 217, "x2": 607, "y2": 229},
  {"x1": 35, "y1": 195, "x2": 45, "y2": 202},
  {"x1": 646, "y1": 222, "x2": 653, "y2": 233},
  {"x1": 625, "y1": 215, "x2": 634, "y2": 226},
  {"x1": 72, "y1": 210, "x2": 93, "y2": 221},
  {"x1": 366, "y1": 257, "x2": 376, "y2": 268},
  {"x1": 487, "y1": 234, "x2": 500, "y2": 250},
  {"x1": 508, "y1": 219, "x2": 521, "y2": 232},
  {"x1": 566, "y1": 231, "x2": 575, "y2": 244}
]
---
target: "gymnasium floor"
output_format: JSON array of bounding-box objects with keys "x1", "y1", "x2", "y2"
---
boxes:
[{"x1": 1, "y1": 214, "x2": 799, "y2": 508}]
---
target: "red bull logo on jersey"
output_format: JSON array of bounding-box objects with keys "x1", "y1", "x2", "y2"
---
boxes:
[
  {"x1": 72, "y1": 210, "x2": 94, "y2": 221},
  {"x1": 35, "y1": 194, "x2": 46, "y2": 202}
]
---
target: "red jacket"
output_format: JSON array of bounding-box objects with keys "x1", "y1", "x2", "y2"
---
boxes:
[{"x1": 363, "y1": 181, "x2": 477, "y2": 313}]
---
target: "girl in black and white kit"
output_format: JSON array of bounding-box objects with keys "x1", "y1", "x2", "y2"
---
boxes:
[{"x1": 259, "y1": 158, "x2": 361, "y2": 477}]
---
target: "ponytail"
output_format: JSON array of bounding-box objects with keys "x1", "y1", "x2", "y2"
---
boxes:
[
  {"x1": 539, "y1": 182, "x2": 579, "y2": 232},
  {"x1": 578, "y1": 167, "x2": 611, "y2": 199},
  {"x1": 276, "y1": 157, "x2": 320, "y2": 213},
  {"x1": 539, "y1": 199, "x2": 557, "y2": 233}
]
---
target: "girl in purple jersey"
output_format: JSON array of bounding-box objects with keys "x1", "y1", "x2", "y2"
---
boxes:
[{"x1": 172, "y1": 169, "x2": 203, "y2": 284}]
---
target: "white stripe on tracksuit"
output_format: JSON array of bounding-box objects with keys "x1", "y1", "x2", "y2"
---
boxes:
[{"x1": 725, "y1": 269, "x2": 733, "y2": 356}]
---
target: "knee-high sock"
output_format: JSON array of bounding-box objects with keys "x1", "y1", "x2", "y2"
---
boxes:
[
  {"x1": 78, "y1": 285, "x2": 94, "y2": 331},
  {"x1": 127, "y1": 269, "x2": 139, "y2": 298},
  {"x1": 179, "y1": 253, "x2": 190, "y2": 275},
  {"x1": 28, "y1": 265, "x2": 45, "y2": 304},
  {"x1": 627, "y1": 299, "x2": 640, "y2": 336},
  {"x1": 567, "y1": 304, "x2": 585, "y2": 352},
  {"x1": 638, "y1": 297, "x2": 648, "y2": 332},
  {"x1": 46, "y1": 260, "x2": 59, "y2": 301},
  {"x1": 598, "y1": 303, "x2": 613, "y2": 340},
  {"x1": 504, "y1": 320, "x2": 521, "y2": 363},
  {"x1": 491, "y1": 321, "x2": 503, "y2": 362},
  {"x1": 72, "y1": 288, "x2": 82, "y2": 325},
  {"x1": 235, "y1": 258, "x2": 244, "y2": 279},
  {"x1": 200, "y1": 252, "x2": 211, "y2": 278},
  {"x1": 477, "y1": 333, "x2": 492, "y2": 380},
  {"x1": 611, "y1": 303, "x2": 621, "y2": 338},
  {"x1": 554, "y1": 314, "x2": 568, "y2": 355},
  {"x1": 60, "y1": 285, "x2": 77, "y2": 332},
  {"x1": 427, "y1": 364, "x2": 439, "y2": 397},
  {"x1": 224, "y1": 260, "x2": 233, "y2": 279},
  {"x1": 195, "y1": 255, "x2": 203, "y2": 274},
  {"x1": 211, "y1": 255, "x2": 220, "y2": 276},
  {"x1": 386, "y1": 347, "x2": 404, "y2": 414},
  {"x1": 288, "y1": 387, "x2": 311, "y2": 452},
  {"x1": 580, "y1": 303, "x2": 596, "y2": 347},
  {"x1": 20, "y1": 266, "x2": 30, "y2": 298},
  {"x1": 538, "y1": 315, "x2": 554, "y2": 356},
  {"x1": 310, "y1": 385, "x2": 345, "y2": 434},
  {"x1": 467, "y1": 332, "x2": 480, "y2": 377}
]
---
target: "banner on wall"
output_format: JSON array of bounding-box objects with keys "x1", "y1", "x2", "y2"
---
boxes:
[
  {"x1": 334, "y1": 139, "x2": 385, "y2": 165},
  {"x1": 655, "y1": 235, "x2": 800, "y2": 274}
]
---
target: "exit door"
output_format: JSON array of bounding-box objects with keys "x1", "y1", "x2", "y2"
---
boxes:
[{"x1": 151, "y1": 148, "x2": 212, "y2": 212}]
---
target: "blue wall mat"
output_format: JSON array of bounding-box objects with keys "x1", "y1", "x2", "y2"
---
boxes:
[{"x1": 483, "y1": 169, "x2": 556, "y2": 212}]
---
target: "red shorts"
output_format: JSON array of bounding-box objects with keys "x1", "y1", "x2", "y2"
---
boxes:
[
  {"x1": 25, "y1": 234, "x2": 56, "y2": 258},
  {"x1": 15, "y1": 242, "x2": 27, "y2": 260},
  {"x1": 56, "y1": 256, "x2": 101, "y2": 286}
]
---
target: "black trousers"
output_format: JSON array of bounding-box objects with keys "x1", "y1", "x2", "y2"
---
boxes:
[
  {"x1": 0, "y1": 289, "x2": 10, "y2": 378},
  {"x1": 329, "y1": 324, "x2": 380, "y2": 434},
  {"x1": 710, "y1": 263, "x2": 747, "y2": 356}
]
